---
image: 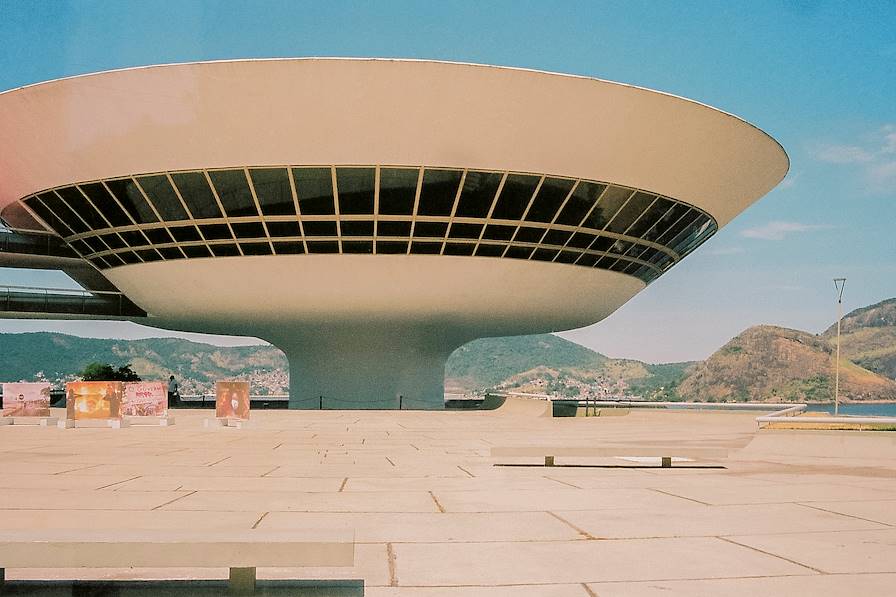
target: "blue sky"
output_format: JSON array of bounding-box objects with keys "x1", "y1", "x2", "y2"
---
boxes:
[{"x1": 1, "y1": 0, "x2": 894, "y2": 362}]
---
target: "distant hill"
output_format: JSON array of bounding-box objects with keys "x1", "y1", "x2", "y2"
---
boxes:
[
  {"x1": 677, "y1": 325, "x2": 896, "y2": 402},
  {"x1": 0, "y1": 332, "x2": 287, "y2": 394},
  {"x1": 822, "y1": 298, "x2": 896, "y2": 380},
  {"x1": 445, "y1": 334, "x2": 608, "y2": 390},
  {"x1": 2, "y1": 296, "x2": 894, "y2": 402}
]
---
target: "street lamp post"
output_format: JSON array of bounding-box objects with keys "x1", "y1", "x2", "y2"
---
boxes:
[{"x1": 833, "y1": 278, "x2": 846, "y2": 416}]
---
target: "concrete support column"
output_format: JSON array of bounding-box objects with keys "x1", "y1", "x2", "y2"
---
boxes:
[{"x1": 265, "y1": 322, "x2": 469, "y2": 410}]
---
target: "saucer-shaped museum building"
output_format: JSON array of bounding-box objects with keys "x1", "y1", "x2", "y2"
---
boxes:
[{"x1": 0, "y1": 59, "x2": 788, "y2": 409}]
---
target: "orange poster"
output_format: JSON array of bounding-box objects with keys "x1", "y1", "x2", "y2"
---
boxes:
[
  {"x1": 215, "y1": 381, "x2": 250, "y2": 420},
  {"x1": 66, "y1": 381, "x2": 123, "y2": 420},
  {"x1": 2, "y1": 382, "x2": 51, "y2": 417}
]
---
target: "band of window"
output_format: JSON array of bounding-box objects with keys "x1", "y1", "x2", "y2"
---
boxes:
[{"x1": 18, "y1": 166, "x2": 718, "y2": 285}]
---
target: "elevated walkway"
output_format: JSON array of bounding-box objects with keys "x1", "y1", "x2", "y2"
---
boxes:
[{"x1": 0, "y1": 230, "x2": 146, "y2": 318}]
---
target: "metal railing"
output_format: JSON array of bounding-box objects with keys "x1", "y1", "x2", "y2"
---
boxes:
[{"x1": 0, "y1": 284, "x2": 146, "y2": 317}]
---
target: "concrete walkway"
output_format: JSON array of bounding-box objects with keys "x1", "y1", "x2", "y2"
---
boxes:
[{"x1": 1, "y1": 400, "x2": 895, "y2": 596}]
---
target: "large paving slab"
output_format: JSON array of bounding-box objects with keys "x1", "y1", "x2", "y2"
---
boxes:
[{"x1": 2, "y1": 402, "x2": 896, "y2": 594}]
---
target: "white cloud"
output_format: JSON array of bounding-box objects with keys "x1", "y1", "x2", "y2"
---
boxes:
[
  {"x1": 704, "y1": 246, "x2": 746, "y2": 256},
  {"x1": 812, "y1": 144, "x2": 873, "y2": 164},
  {"x1": 810, "y1": 126, "x2": 896, "y2": 196},
  {"x1": 740, "y1": 221, "x2": 831, "y2": 241}
]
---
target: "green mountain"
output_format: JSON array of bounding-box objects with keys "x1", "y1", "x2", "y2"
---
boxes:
[
  {"x1": 444, "y1": 334, "x2": 608, "y2": 390},
  {"x1": 0, "y1": 332, "x2": 287, "y2": 394}
]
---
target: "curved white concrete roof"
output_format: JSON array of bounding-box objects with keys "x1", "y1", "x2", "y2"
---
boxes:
[{"x1": 0, "y1": 58, "x2": 787, "y2": 228}]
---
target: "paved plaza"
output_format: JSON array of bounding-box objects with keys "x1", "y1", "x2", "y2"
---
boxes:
[{"x1": 2, "y1": 399, "x2": 896, "y2": 596}]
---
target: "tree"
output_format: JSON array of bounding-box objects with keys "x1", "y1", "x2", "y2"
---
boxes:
[{"x1": 79, "y1": 362, "x2": 141, "y2": 382}]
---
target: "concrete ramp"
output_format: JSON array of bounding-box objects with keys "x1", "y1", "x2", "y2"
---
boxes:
[{"x1": 491, "y1": 396, "x2": 552, "y2": 417}]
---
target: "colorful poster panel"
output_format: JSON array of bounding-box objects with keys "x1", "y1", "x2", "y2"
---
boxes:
[
  {"x1": 2, "y1": 382, "x2": 51, "y2": 417},
  {"x1": 66, "y1": 381, "x2": 123, "y2": 420},
  {"x1": 216, "y1": 381, "x2": 250, "y2": 420},
  {"x1": 123, "y1": 382, "x2": 167, "y2": 417}
]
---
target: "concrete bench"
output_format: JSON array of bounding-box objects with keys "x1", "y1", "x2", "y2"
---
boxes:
[
  {"x1": 491, "y1": 446, "x2": 729, "y2": 467},
  {"x1": 0, "y1": 529, "x2": 354, "y2": 592}
]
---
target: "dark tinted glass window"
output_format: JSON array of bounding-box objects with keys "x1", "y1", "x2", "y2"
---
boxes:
[
  {"x1": 56, "y1": 187, "x2": 107, "y2": 231},
  {"x1": 105, "y1": 253, "x2": 125, "y2": 266},
  {"x1": 28, "y1": 195, "x2": 74, "y2": 236},
  {"x1": 553, "y1": 181, "x2": 601, "y2": 227},
  {"x1": 582, "y1": 185, "x2": 630, "y2": 230},
  {"x1": 99, "y1": 234, "x2": 126, "y2": 250},
  {"x1": 169, "y1": 225, "x2": 201, "y2": 242},
  {"x1": 250, "y1": 168, "x2": 295, "y2": 216},
  {"x1": 454, "y1": 171, "x2": 502, "y2": 218},
  {"x1": 80, "y1": 183, "x2": 131, "y2": 227},
  {"x1": 273, "y1": 241, "x2": 304, "y2": 254},
  {"x1": 448, "y1": 223, "x2": 482, "y2": 239},
  {"x1": 89, "y1": 257, "x2": 109, "y2": 268},
  {"x1": 483, "y1": 224, "x2": 515, "y2": 240},
  {"x1": 542, "y1": 229, "x2": 572, "y2": 246},
  {"x1": 513, "y1": 227, "x2": 545, "y2": 243},
  {"x1": 137, "y1": 175, "x2": 188, "y2": 221},
  {"x1": 340, "y1": 220, "x2": 374, "y2": 236},
  {"x1": 410, "y1": 241, "x2": 441, "y2": 254},
  {"x1": 117, "y1": 251, "x2": 141, "y2": 264},
  {"x1": 577, "y1": 254, "x2": 599, "y2": 267},
  {"x1": 475, "y1": 244, "x2": 504, "y2": 257},
  {"x1": 531, "y1": 248, "x2": 558, "y2": 261},
  {"x1": 656, "y1": 209, "x2": 700, "y2": 246},
  {"x1": 157, "y1": 247, "x2": 184, "y2": 260},
  {"x1": 143, "y1": 228, "x2": 173, "y2": 244},
  {"x1": 413, "y1": 221, "x2": 448, "y2": 238},
  {"x1": 504, "y1": 246, "x2": 533, "y2": 260},
  {"x1": 302, "y1": 221, "x2": 337, "y2": 236},
  {"x1": 555, "y1": 251, "x2": 579, "y2": 264},
  {"x1": 266, "y1": 221, "x2": 301, "y2": 237},
  {"x1": 210, "y1": 244, "x2": 240, "y2": 257},
  {"x1": 605, "y1": 191, "x2": 654, "y2": 235},
  {"x1": 378, "y1": 168, "x2": 418, "y2": 215},
  {"x1": 82, "y1": 237, "x2": 107, "y2": 253},
  {"x1": 336, "y1": 168, "x2": 375, "y2": 215},
  {"x1": 491, "y1": 174, "x2": 539, "y2": 220},
  {"x1": 525, "y1": 177, "x2": 574, "y2": 223},
  {"x1": 591, "y1": 236, "x2": 615, "y2": 252},
  {"x1": 171, "y1": 172, "x2": 221, "y2": 219},
  {"x1": 41, "y1": 192, "x2": 88, "y2": 234},
  {"x1": 181, "y1": 245, "x2": 211, "y2": 258},
  {"x1": 136, "y1": 249, "x2": 162, "y2": 262},
  {"x1": 69, "y1": 239, "x2": 91, "y2": 255},
  {"x1": 308, "y1": 241, "x2": 339, "y2": 253},
  {"x1": 199, "y1": 224, "x2": 233, "y2": 241},
  {"x1": 643, "y1": 203, "x2": 689, "y2": 243},
  {"x1": 293, "y1": 168, "x2": 334, "y2": 215},
  {"x1": 377, "y1": 220, "x2": 411, "y2": 237},
  {"x1": 106, "y1": 178, "x2": 158, "y2": 224},
  {"x1": 444, "y1": 243, "x2": 475, "y2": 256},
  {"x1": 209, "y1": 169, "x2": 258, "y2": 217},
  {"x1": 119, "y1": 230, "x2": 149, "y2": 247},
  {"x1": 376, "y1": 241, "x2": 408, "y2": 254},
  {"x1": 668, "y1": 214, "x2": 713, "y2": 255},
  {"x1": 627, "y1": 197, "x2": 673, "y2": 239},
  {"x1": 342, "y1": 240, "x2": 373, "y2": 253},
  {"x1": 567, "y1": 232, "x2": 595, "y2": 248},
  {"x1": 240, "y1": 242, "x2": 272, "y2": 255},
  {"x1": 417, "y1": 169, "x2": 462, "y2": 216},
  {"x1": 231, "y1": 222, "x2": 267, "y2": 239}
]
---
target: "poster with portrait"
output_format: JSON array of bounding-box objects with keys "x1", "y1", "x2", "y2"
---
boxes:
[
  {"x1": 66, "y1": 381, "x2": 123, "y2": 420},
  {"x1": 2, "y1": 382, "x2": 52, "y2": 417},
  {"x1": 215, "y1": 381, "x2": 250, "y2": 420},
  {"x1": 122, "y1": 382, "x2": 167, "y2": 417}
]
